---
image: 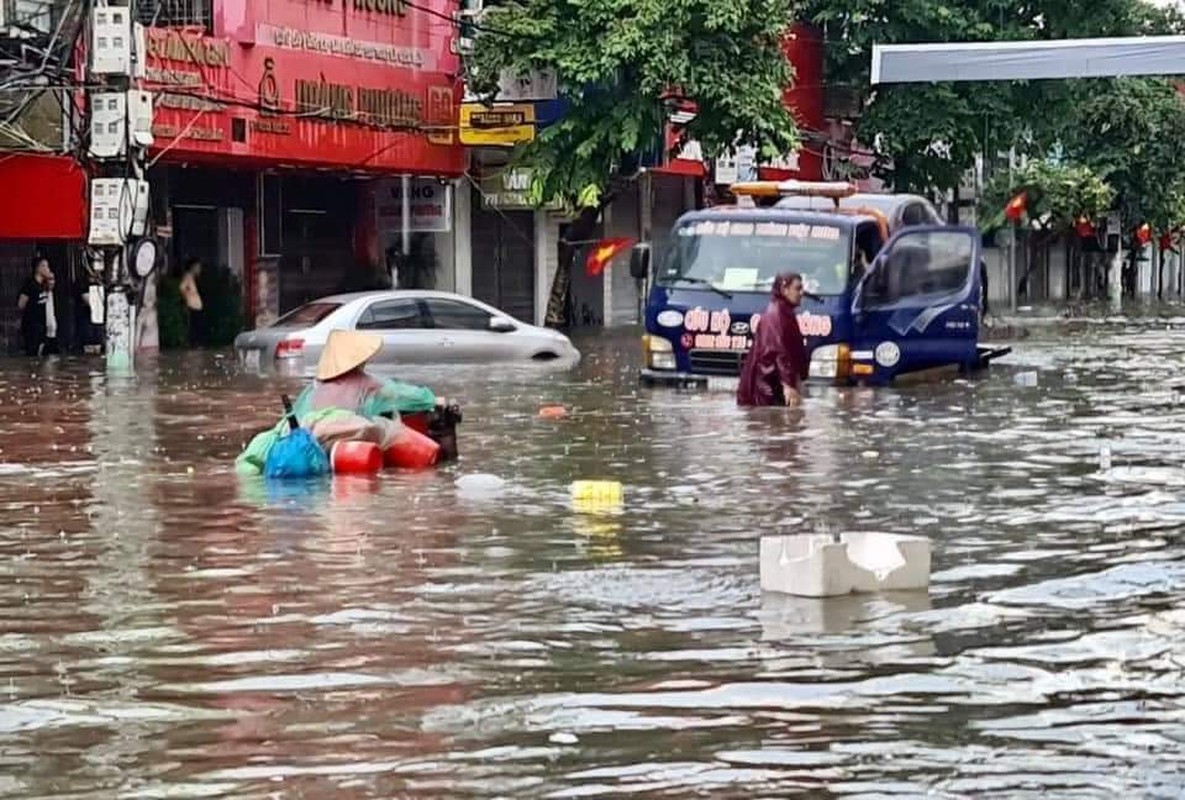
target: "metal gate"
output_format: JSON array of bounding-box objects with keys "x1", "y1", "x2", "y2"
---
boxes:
[{"x1": 470, "y1": 188, "x2": 536, "y2": 323}]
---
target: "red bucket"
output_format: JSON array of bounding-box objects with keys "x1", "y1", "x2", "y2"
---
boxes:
[
  {"x1": 401, "y1": 411, "x2": 431, "y2": 436},
  {"x1": 330, "y1": 440, "x2": 383, "y2": 474},
  {"x1": 383, "y1": 427, "x2": 440, "y2": 470}
]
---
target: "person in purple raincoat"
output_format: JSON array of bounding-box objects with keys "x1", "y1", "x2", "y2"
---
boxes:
[{"x1": 737, "y1": 272, "x2": 811, "y2": 407}]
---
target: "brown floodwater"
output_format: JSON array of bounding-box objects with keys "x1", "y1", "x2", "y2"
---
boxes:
[{"x1": 1, "y1": 319, "x2": 1184, "y2": 798}]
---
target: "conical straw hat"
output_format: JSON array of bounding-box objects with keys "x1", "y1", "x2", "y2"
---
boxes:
[{"x1": 316, "y1": 330, "x2": 383, "y2": 381}]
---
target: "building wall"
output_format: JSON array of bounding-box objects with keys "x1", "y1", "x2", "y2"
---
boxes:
[
  {"x1": 454, "y1": 180, "x2": 472, "y2": 297},
  {"x1": 535, "y1": 211, "x2": 560, "y2": 326},
  {"x1": 604, "y1": 186, "x2": 641, "y2": 326}
]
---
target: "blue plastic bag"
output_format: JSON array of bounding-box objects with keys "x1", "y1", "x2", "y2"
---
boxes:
[{"x1": 263, "y1": 395, "x2": 330, "y2": 479}]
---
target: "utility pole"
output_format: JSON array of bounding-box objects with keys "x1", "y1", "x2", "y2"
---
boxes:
[
  {"x1": 83, "y1": 0, "x2": 155, "y2": 373},
  {"x1": 1106, "y1": 213, "x2": 1122, "y2": 309}
]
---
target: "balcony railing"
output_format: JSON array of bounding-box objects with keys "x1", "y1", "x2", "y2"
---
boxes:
[
  {"x1": 2, "y1": 0, "x2": 65, "y2": 36},
  {"x1": 136, "y1": 0, "x2": 212, "y2": 32}
]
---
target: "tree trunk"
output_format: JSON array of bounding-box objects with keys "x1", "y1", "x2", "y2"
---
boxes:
[
  {"x1": 544, "y1": 178, "x2": 634, "y2": 328},
  {"x1": 544, "y1": 204, "x2": 600, "y2": 328}
]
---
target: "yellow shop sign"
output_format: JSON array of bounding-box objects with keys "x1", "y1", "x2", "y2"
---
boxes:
[{"x1": 459, "y1": 103, "x2": 536, "y2": 146}]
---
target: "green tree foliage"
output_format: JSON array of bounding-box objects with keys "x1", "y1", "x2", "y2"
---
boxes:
[
  {"x1": 469, "y1": 0, "x2": 801, "y2": 324},
  {"x1": 157, "y1": 265, "x2": 243, "y2": 349},
  {"x1": 199, "y1": 265, "x2": 244, "y2": 347},
  {"x1": 801, "y1": 0, "x2": 1185, "y2": 199},
  {"x1": 1059, "y1": 79, "x2": 1185, "y2": 230},
  {"x1": 979, "y1": 161, "x2": 1114, "y2": 232},
  {"x1": 158, "y1": 277, "x2": 187, "y2": 349},
  {"x1": 471, "y1": 0, "x2": 800, "y2": 202}
]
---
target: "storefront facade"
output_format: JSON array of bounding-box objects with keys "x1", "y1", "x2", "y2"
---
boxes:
[
  {"x1": 0, "y1": 153, "x2": 89, "y2": 352},
  {"x1": 144, "y1": 0, "x2": 464, "y2": 328}
]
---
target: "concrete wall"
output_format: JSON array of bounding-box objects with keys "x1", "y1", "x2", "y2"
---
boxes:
[
  {"x1": 453, "y1": 179, "x2": 472, "y2": 297},
  {"x1": 603, "y1": 186, "x2": 642, "y2": 326}
]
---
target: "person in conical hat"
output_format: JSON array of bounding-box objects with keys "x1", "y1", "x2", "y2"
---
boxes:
[
  {"x1": 316, "y1": 330, "x2": 383, "y2": 382},
  {"x1": 236, "y1": 329, "x2": 441, "y2": 475},
  {"x1": 287, "y1": 329, "x2": 438, "y2": 449}
]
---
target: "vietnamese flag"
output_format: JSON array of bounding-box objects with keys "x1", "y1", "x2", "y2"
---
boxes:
[
  {"x1": 1136, "y1": 223, "x2": 1153, "y2": 246},
  {"x1": 585, "y1": 237, "x2": 633, "y2": 277},
  {"x1": 1004, "y1": 191, "x2": 1027, "y2": 222}
]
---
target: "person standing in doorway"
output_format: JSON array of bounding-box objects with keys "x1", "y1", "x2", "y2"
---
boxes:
[
  {"x1": 180, "y1": 258, "x2": 204, "y2": 347},
  {"x1": 17, "y1": 257, "x2": 58, "y2": 356},
  {"x1": 737, "y1": 272, "x2": 811, "y2": 407}
]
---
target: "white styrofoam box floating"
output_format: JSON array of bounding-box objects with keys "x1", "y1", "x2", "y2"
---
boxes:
[
  {"x1": 760, "y1": 532, "x2": 931, "y2": 598},
  {"x1": 455, "y1": 473, "x2": 507, "y2": 499},
  {"x1": 88, "y1": 178, "x2": 150, "y2": 246},
  {"x1": 91, "y1": 6, "x2": 133, "y2": 76},
  {"x1": 89, "y1": 92, "x2": 127, "y2": 159}
]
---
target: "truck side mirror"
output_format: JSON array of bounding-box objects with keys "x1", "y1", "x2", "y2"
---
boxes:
[{"x1": 629, "y1": 243, "x2": 651, "y2": 281}]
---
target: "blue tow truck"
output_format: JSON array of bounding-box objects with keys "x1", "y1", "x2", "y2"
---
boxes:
[{"x1": 630, "y1": 181, "x2": 1010, "y2": 389}]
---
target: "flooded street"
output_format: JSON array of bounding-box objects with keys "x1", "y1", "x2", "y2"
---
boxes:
[{"x1": 2, "y1": 319, "x2": 1184, "y2": 798}]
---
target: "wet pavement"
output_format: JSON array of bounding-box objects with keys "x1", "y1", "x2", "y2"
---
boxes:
[{"x1": 1, "y1": 319, "x2": 1184, "y2": 798}]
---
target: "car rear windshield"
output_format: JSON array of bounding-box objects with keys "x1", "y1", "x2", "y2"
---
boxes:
[{"x1": 271, "y1": 302, "x2": 340, "y2": 328}]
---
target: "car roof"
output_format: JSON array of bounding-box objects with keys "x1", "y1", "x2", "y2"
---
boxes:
[
  {"x1": 677, "y1": 207, "x2": 866, "y2": 229},
  {"x1": 311, "y1": 290, "x2": 491, "y2": 306}
]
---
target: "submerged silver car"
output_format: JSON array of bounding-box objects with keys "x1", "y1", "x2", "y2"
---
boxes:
[{"x1": 234, "y1": 290, "x2": 580, "y2": 371}]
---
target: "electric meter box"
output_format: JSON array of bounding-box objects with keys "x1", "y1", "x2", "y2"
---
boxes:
[
  {"x1": 89, "y1": 92, "x2": 125, "y2": 158},
  {"x1": 129, "y1": 90, "x2": 154, "y2": 147},
  {"x1": 132, "y1": 22, "x2": 147, "y2": 79},
  {"x1": 88, "y1": 178, "x2": 150, "y2": 246},
  {"x1": 91, "y1": 6, "x2": 133, "y2": 76},
  {"x1": 88, "y1": 90, "x2": 154, "y2": 158}
]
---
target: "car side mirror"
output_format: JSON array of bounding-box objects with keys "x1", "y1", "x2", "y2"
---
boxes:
[
  {"x1": 489, "y1": 316, "x2": 516, "y2": 333},
  {"x1": 629, "y1": 243, "x2": 651, "y2": 281}
]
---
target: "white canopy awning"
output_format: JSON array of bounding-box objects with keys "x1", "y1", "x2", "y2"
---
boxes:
[{"x1": 872, "y1": 35, "x2": 1185, "y2": 84}]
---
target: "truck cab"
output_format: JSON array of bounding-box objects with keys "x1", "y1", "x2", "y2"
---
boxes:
[{"x1": 634, "y1": 181, "x2": 1006, "y2": 389}]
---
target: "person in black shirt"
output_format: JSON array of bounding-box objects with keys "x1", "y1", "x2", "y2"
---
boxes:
[{"x1": 17, "y1": 257, "x2": 58, "y2": 356}]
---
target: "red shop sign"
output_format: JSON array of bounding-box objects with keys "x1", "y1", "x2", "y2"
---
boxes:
[{"x1": 144, "y1": 0, "x2": 463, "y2": 175}]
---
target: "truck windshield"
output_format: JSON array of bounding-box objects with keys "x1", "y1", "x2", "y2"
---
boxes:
[{"x1": 658, "y1": 218, "x2": 852, "y2": 295}]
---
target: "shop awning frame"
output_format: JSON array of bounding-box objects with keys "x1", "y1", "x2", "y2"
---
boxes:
[{"x1": 872, "y1": 35, "x2": 1185, "y2": 84}]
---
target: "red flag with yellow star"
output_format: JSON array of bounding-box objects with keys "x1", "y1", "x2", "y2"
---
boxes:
[
  {"x1": 1004, "y1": 192, "x2": 1027, "y2": 222},
  {"x1": 585, "y1": 237, "x2": 633, "y2": 277}
]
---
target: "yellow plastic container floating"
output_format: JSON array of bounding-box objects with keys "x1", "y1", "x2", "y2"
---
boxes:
[{"x1": 571, "y1": 480, "x2": 624, "y2": 514}]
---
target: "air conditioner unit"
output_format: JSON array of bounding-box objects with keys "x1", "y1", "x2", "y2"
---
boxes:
[{"x1": 91, "y1": 5, "x2": 133, "y2": 76}]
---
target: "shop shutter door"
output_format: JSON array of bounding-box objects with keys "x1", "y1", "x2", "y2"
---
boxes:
[
  {"x1": 498, "y1": 211, "x2": 535, "y2": 322},
  {"x1": 469, "y1": 187, "x2": 536, "y2": 322}
]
